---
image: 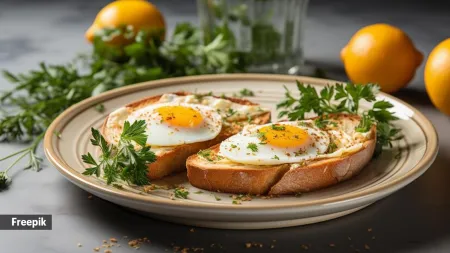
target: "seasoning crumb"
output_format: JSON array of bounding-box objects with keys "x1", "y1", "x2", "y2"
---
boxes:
[
  {"x1": 329, "y1": 243, "x2": 335, "y2": 247},
  {"x1": 190, "y1": 228, "x2": 195, "y2": 232},
  {"x1": 77, "y1": 243, "x2": 82, "y2": 247},
  {"x1": 372, "y1": 236, "x2": 376, "y2": 240},
  {"x1": 270, "y1": 245, "x2": 275, "y2": 249},
  {"x1": 88, "y1": 195, "x2": 93, "y2": 199},
  {"x1": 367, "y1": 228, "x2": 372, "y2": 232},
  {"x1": 364, "y1": 244, "x2": 370, "y2": 250},
  {"x1": 348, "y1": 237, "x2": 352, "y2": 241},
  {"x1": 103, "y1": 240, "x2": 107, "y2": 244},
  {"x1": 110, "y1": 238, "x2": 118, "y2": 243},
  {"x1": 104, "y1": 250, "x2": 112, "y2": 253},
  {"x1": 301, "y1": 244, "x2": 309, "y2": 250},
  {"x1": 93, "y1": 248, "x2": 100, "y2": 252},
  {"x1": 128, "y1": 240, "x2": 139, "y2": 248},
  {"x1": 180, "y1": 248, "x2": 189, "y2": 253},
  {"x1": 245, "y1": 243, "x2": 252, "y2": 248}
]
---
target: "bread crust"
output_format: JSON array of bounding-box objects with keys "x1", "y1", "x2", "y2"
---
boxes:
[
  {"x1": 186, "y1": 114, "x2": 377, "y2": 195},
  {"x1": 101, "y1": 92, "x2": 271, "y2": 179}
]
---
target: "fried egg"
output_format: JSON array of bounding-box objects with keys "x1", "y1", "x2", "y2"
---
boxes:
[
  {"x1": 218, "y1": 121, "x2": 329, "y2": 165},
  {"x1": 106, "y1": 93, "x2": 270, "y2": 148},
  {"x1": 125, "y1": 103, "x2": 222, "y2": 146},
  {"x1": 218, "y1": 120, "x2": 364, "y2": 165}
]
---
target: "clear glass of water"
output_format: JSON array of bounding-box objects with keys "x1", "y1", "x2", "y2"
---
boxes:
[{"x1": 197, "y1": 0, "x2": 310, "y2": 74}]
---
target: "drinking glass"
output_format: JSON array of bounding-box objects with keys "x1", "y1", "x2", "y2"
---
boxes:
[{"x1": 197, "y1": 0, "x2": 310, "y2": 74}]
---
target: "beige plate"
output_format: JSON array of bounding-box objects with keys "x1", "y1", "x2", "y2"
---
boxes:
[{"x1": 44, "y1": 74, "x2": 438, "y2": 229}]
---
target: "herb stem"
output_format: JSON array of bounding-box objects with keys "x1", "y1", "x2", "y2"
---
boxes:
[
  {"x1": 0, "y1": 147, "x2": 29, "y2": 162},
  {"x1": 3, "y1": 150, "x2": 29, "y2": 174}
]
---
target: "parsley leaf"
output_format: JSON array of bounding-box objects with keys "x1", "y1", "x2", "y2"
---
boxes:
[
  {"x1": 271, "y1": 124, "x2": 285, "y2": 131},
  {"x1": 0, "y1": 23, "x2": 247, "y2": 191},
  {"x1": 272, "y1": 155, "x2": 280, "y2": 160},
  {"x1": 239, "y1": 88, "x2": 255, "y2": 97},
  {"x1": 278, "y1": 82, "x2": 401, "y2": 156},
  {"x1": 81, "y1": 120, "x2": 156, "y2": 186},
  {"x1": 198, "y1": 149, "x2": 213, "y2": 161},
  {"x1": 174, "y1": 187, "x2": 189, "y2": 199},
  {"x1": 247, "y1": 143, "x2": 258, "y2": 152}
]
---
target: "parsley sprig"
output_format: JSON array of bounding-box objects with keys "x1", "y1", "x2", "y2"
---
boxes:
[
  {"x1": 82, "y1": 120, "x2": 156, "y2": 185},
  {"x1": 0, "y1": 23, "x2": 245, "y2": 190},
  {"x1": 277, "y1": 81, "x2": 401, "y2": 156}
]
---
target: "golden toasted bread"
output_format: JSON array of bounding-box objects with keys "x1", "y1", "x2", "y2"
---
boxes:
[
  {"x1": 186, "y1": 114, "x2": 376, "y2": 195},
  {"x1": 101, "y1": 92, "x2": 271, "y2": 179}
]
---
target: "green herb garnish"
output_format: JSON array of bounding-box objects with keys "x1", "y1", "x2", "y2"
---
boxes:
[
  {"x1": 239, "y1": 88, "x2": 255, "y2": 97},
  {"x1": 327, "y1": 141, "x2": 338, "y2": 153},
  {"x1": 272, "y1": 155, "x2": 280, "y2": 160},
  {"x1": 278, "y1": 82, "x2": 401, "y2": 156},
  {"x1": 0, "y1": 23, "x2": 245, "y2": 191},
  {"x1": 174, "y1": 187, "x2": 189, "y2": 199},
  {"x1": 198, "y1": 149, "x2": 213, "y2": 161},
  {"x1": 247, "y1": 143, "x2": 258, "y2": 152},
  {"x1": 82, "y1": 120, "x2": 156, "y2": 185},
  {"x1": 271, "y1": 124, "x2": 285, "y2": 131}
]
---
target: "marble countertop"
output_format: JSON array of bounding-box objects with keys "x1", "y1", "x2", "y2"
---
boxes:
[{"x1": 1, "y1": 0, "x2": 450, "y2": 252}]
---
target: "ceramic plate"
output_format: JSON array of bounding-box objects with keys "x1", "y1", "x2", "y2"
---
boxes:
[{"x1": 44, "y1": 74, "x2": 438, "y2": 229}]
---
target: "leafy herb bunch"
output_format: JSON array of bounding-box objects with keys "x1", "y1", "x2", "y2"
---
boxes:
[
  {"x1": 277, "y1": 81, "x2": 402, "y2": 156},
  {"x1": 0, "y1": 23, "x2": 246, "y2": 190},
  {"x1": 82, "y1": 120, "x2": 156, "y2": 186}
]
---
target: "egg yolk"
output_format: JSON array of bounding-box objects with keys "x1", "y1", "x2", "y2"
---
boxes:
[
  {"x1": 258, "y1": 124, "x2": 310, "y2": 148},
  {"x1": 156, "y1": 106, "x2": 203, "y2": 128}
]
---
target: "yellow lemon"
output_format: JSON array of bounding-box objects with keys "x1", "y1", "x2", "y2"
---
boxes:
[
  {"x1": 85, "y1": 0, "x2": 165, "y2": 45},
  {"x1": 425, "y1": 38, "x2": 450, "y2": 115},
  {"x1": 341, "y1": 23, "x2": 423, "y2": 93}
]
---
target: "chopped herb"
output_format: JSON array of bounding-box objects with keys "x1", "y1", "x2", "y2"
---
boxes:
[
  {"x1": 225, "y1": 108, "x2": 237, "y2": 118},
  {"x1": 214, "y1": 195, "x2": 221, "y2": 201},
  {"x1": 112, "y1": 184, "x2": 124, "y2": 190},
  {"x1": 194, "y1": 91, "x2": 213, "y2": 100},
  {"x1": 257, "y1": 131, "x2": 267, "y2": 144},
  {"x1": 247, "y1": 143, "x2": 258, "y2": 152},
  {"x1": 314, "y1": 116, "x2": 332, "y2": 129},
  {"x1": 198, "y1": 149, "x2": 213, "y2": 161},
  {"x1": 271, "y1": 124, "x2": 286, "y2": 131},
  {"x1": 247, "y1": 114, "x2": 252, "y2": 124},
  {"x1": 230, "y1": 144, "x2": 237, "y2": 148},
  {"x1": 327, "y1": 141, "x2": 338, "y2": 153},
  {"x1": 95, "y1": 104, "x2": 105, "y2": 113},
  {"x1": 53, "y1": 131, "x2": 62, "y2": 139},
  {"x1": 239, "y1": 88, "x2": 255, "y2": 97},
  {"x1": 194, "y1": 191, "x2": 204, "y2": 194},
  {"x1": 272, "y1": 155, "x2": 280, "y2": 160},
  {"x1": 232, "y1": 200, "x2": 241, "y2": 205},
  {"x1": 174, "y1": 187, "x2": 189, "y2": 199}
]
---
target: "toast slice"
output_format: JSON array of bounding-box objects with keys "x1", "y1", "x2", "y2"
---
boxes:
[
  {"x1": 101, "y1": 92, "x2": 271, "y2": 179},
  {"x1": 186, "y1": 114, "x2": 376, "y2": 195}
]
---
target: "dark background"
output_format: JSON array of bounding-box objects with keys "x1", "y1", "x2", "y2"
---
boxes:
[{"x1": 1, "y1": 1, "x2": 450, "y2": 253}]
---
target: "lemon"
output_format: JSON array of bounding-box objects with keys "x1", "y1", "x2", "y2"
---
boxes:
[
  {"x1": 341, "y1": 23, "x2": 423, "y2": 93},
  {"x1": 425, "y1": 38, "x2": 450, "y2": 115},
  {"x1": 85, "y1": 0, "x2": 165, "y2": 45}
]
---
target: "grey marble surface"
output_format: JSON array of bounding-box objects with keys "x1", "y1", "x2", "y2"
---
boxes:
[{"x1": 1, "y1": 0, "x2": 450, "y2": 252}]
